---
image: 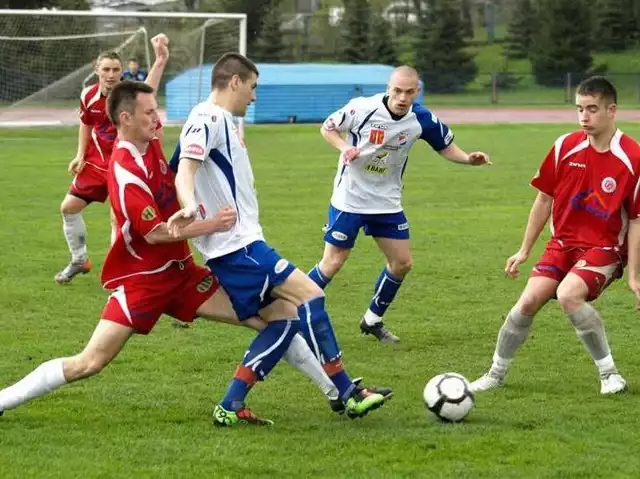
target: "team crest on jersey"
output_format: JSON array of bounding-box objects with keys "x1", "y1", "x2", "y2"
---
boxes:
[
  {"x1": 159, "y1": 160, "x2": 167, "y2": 175},
  {"x1": 196, "y1": 275, "x2": 214, "y2": 293},
  {"x1": 397, "y1": 132, "x2": 409, "y2": 147},
  {"x1": 141, "y1": 205, "x2": 157, "y2": 221},
  {"x1": 601, "y1": 177, "x2": 617, "y2": 194},
  {"x1": 369, "y1": 128, "x2": 385, "y2": 145}
]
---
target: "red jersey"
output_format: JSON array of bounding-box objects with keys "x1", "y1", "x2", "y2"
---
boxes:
[
  {"x1": 101, "y1": 138, "x2": 191, "y2": 289},
  {"x1": 79, "y1": 84, "x2": 117, "y2": 168},
  {"x1": 531, "y1": 129, "x2": 640, "y2": 250}
]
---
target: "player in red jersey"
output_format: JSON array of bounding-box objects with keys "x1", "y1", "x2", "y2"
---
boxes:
[
  {"x1": 471, "y1": 76, "x2": 640, "y2": 395},
  {"x1": 55, "y1": 34, "x2": 169, "y2": 284},
  {"x1": 0, "y1": 81, "x2": 341, "y2": 426}
]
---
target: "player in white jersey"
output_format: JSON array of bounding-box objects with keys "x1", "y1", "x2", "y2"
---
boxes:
[
  {"x1": 307, "y1": 66, "x2": 491, "y2": 343},
  {"x1": 168, "y1": 53, "x2": 393, "y2": 423}
]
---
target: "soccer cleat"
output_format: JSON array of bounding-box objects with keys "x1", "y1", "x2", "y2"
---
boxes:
[
  {"x1": 329, "y1": 377, "x2": 393, "y2": 414},
  {"x1": 345, "y1": 389, "x2": 387, "y2": 419},
  {"x1": 55, "y1": 259, "x2": 92, "y2": 284},
  {"x1": 469, "y1": 372, "x2": 505, "y2": 393},
  {"x1": 600, "y1": 373, "x2": 627, "y2": 395},
  {"x1": 359, "y1": 318, "x2": 400, "y2": 343},
  {"x1": 212, "y1": 404, "x2": 273, "y2": 427}
]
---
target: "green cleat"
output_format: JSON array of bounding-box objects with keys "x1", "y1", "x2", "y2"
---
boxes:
[
  {"x1": 345, "y1": 389, "x2": 386, "y2": 419},
  {"x1": 213, "y1": 404, "x2": 274, "y2": 427}
]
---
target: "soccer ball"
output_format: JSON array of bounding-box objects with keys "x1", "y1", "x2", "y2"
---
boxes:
[{"x1": 423, "y1": 372, "x2": 475, "y2": 422}]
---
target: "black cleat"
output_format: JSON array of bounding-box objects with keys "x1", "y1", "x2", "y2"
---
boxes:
[{"x1": 360, "y1": 318, "x2": 400, "y2": 343}]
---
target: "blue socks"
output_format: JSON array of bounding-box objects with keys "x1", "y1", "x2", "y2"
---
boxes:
[{"x1": 221, "y1": 319, "x2": 299, "y2": 411}]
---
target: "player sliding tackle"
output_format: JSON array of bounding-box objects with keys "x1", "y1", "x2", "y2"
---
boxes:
[
  {"x1": 307, "y1": 66, "x2": 491, "y2": 343},
  {"x1": 168, "y1": 53, "x2": 393, "y2": 425},
  {"x1": 0, "y1": 81, "x2": 346, "y2": 425},
  {"x1": 55, "y1": 34, "x2": 169, "y2": 284},
  {"x1": 471, "y1": 76, "x2": 640, "y2": 395}
]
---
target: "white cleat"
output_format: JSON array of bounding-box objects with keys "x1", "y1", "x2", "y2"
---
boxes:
[
  {"x1": 469, "y1": 372, "x2": 505, "y2": 393},
  {"x1": 600, "y1": 373, "x2": 627, "y2": 395}
]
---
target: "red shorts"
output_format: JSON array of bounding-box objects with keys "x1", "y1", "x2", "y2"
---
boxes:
[
  {"x1": 69, "y1": 160, "x2": 108, "y2": 203},
  {"x1": 101, "y1": 260, "x2": 220, "y2": 335},
  {"x1": 531, "y1": 243, "x2": 624, "y2": 301}
]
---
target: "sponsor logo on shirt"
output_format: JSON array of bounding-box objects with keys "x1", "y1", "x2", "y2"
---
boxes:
[
  {"x1": 571, "y1": 189, "x2": 609, "y2": 220},
  {"x1": 184, "y1": 144, "x2": 205, "y2": 157},
  {"x1": 569, "y1": 162, "x2": 586, "y2": 169}
]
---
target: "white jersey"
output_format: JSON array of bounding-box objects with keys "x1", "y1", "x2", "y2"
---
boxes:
[
  {"x1": 177, "y1": 101, "x2": 263, "y2": 260},
  {"x1": 323, "y1": 93, "x2": 454, "y2": 214}
]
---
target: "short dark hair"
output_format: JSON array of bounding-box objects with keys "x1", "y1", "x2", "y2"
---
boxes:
[
  {"x1": 107, "y1": 80, "x2": 154, "y2": 126},
  {"x1": 576, "y1": 76, "x2": 617, "y2": 104},
  {"x1": 211, "y1": 52, "x2": 258, "y2": 89},
  {"x1": 96, "y1": 50, "x2": 122, "y2": 66}
]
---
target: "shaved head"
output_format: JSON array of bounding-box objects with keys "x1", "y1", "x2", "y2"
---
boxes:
[
  {"x1": 386, "y1": 65, "x2": 420, "y2": 116},
  {"x1": 390, "y1": 66, "x2": 420, "y2": 83}
]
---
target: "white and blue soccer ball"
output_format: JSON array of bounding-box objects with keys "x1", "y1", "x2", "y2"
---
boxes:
[{"x1": 423, "y1": 372, "x2": 475, "y2": 422}]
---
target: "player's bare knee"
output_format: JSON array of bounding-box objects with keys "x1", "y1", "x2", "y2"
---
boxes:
[
  {"x1": 321, "y1": 249, "x2": 349, "y2": 277},
  {"x1": 64, "y1": 353, "x2": 106, "y2": 381},
  {"x1": 516, "y1": 294, "x2": 545, "y2": 317},
  {"x1": 556, "y1": 286, "x2": 585, "y2": 313},
  {"x1": 61, "y1": 196, "x2": 85, "y2": 215},
  {"x1": 389, "y1": 257, "x2": 412, "y2": 277}
]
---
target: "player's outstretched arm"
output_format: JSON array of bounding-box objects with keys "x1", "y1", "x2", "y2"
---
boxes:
[
  {"x1": 626, "y1": 219, "x2": 640, "y2": 309},
  {"x1": 439, "y1": 143, "x2": 491, "y2": 166},
  {"x1": 144, "y1": 34, "x2": 169, "y2": 94},
  {"x1": 505, "y1": 191, "x2": 552, "y2": 279}
]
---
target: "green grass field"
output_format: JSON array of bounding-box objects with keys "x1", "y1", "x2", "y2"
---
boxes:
[{"x1": 1, "y1": 124, "x2": 640, "y2": 478}]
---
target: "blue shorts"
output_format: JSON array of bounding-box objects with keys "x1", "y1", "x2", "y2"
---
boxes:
[
  {"x1": 322, "y1": 205, "x2": 410, "y2": 249},
  {"x1": 205, "y1": 241, "x2": 296, "y2": 321}
]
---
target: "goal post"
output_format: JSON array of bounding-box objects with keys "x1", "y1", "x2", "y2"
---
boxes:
[{"x1": 0, "y1": 9, "x2": 247, "y2": 127}]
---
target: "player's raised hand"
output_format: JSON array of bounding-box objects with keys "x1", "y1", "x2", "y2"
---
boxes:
[
  {"x1": 213, "y1": 206, "x2": 237, "y2": 232},
  {"x1": 341, "y1": 146, "x2": 360, "y2": 164},
  {"x1": 167, "y1": 203, "x2": 198, "y2": 237},
  {"x1": 468, "y1": 151, "x2": 492, "y2": 166},
  {"x1": 628, "y1": 278, "x2": 640, "y2": 311},
  {"x1": 505, "y1": 250, "x2": 528, "y2": 279},
  {"x1": 68, "y1": 156, "x2": 85, "y2": 176},
  {"x1": 151, "y1": 33, "x2": 169, "y2": 62}
]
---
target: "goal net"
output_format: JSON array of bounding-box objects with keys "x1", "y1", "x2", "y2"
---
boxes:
[{"x1": 0, "y1": 10, "x2": 247, "y2": 127}]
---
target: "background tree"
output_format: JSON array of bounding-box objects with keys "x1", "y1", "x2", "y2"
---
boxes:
[
  {"x1": 530, "y1": 0, "x2": 594, "y2": 87},
  {"x1": 414, "y1": 0, "x2": 478, "y2": 93},
  {"x1": 503, "y1": 0, "x2": 536, "y2": 60}
]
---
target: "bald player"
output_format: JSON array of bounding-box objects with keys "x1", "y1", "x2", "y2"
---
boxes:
[{"x1": 307, "y1": 66, "x2": 492, "y2": 343}]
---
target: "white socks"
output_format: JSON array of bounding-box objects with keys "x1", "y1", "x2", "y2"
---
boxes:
[
  {"x1": 0, "y1": 358, "x2": 67, "y2": 411},
  {"x1": 284, "y1": 334, "x2": 338, "y2": 400},
  {"x1": 363, "y1": 309, "x2": 382, "y2": 326},
  {"x1": 63, "y1": 213, "x2": 88, "y2": 263}
]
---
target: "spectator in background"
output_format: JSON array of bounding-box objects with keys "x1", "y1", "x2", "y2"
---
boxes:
[{"x1": 122, "y1": 58, "x2": 147, "y2": 82}]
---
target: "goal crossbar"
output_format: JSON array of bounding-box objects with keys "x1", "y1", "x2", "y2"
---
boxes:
[{"x1": 0, "y1": 9, "x2": 248, "y2": 55}]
